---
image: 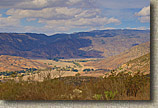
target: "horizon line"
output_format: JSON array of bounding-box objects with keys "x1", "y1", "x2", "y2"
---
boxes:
[{"x1": 0, "y1": 28, "x2": 150, "y2": 36}]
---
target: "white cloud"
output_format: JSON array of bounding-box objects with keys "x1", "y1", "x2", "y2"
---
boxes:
[
  {"x1": 104, "y1": 27, "x2": 115, "y2": 30},
  {"x1": 75, "y1": 9, "x2": 101, "y2": 18},
  {"x1": 90, "y1": 27, "x2": 116, "y2": 31},
  {"x1": 2, "y1": 0, "x2": 151, "y2": 34},
  {"x1": 0, "y1": 14, "x2": 23, "y2": 33},
  {"x1": 135, "y1": 6, "x2": 150, "y2": 16},
  {"x1": 55, "y1": 7, "x2": 81, "y2": 17},
  {"x1": 107, "y1": 17, "x2": 121, "y2": 24},
  {"x1": 17, "y1": 0, "x2": 49, "y2": 9},
  {"x1": 0, "y1": 0, "x2": 96, "y2": 10},
  {"x1": 126, "y1": 26, "x2": 149, "y2": 30},
  {"x1": 135, "y1": 6, "x2": 150, "y2": 23},
  {"x1": 37, "y1": 16, "x2": 120, "y2": 34},
  {"x1": 66, "y1": 0, "x2": 82, "y2": 5},
  {"x1": 6, "y1": 7, "x2": 101, "y2": 20},
  {"x1": 41, "y1": 16, "x2": 120, "y2": 28},
  {"x1": 15, "y1": 0, "x2": 55, "y2": 9},
  {"x1": 4, "y1": 4, "x2": 121, "y2": 34},
  {"x1": 0, "y1": 15, "x2": 20, "y2": 27},
  {"x1": 33, "y1": 0, "x2": 48, "y2": 6},
  {"x1": 0, "y1": 0, "x2": 59, "y2": 9},
  {"x1": 6, "y1": 7, "x2": 82, "y2": 20}
]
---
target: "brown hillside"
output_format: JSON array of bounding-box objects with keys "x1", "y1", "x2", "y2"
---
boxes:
[
  {"x1": 104, "y1": 53, "x2": 150, "y2": 77},
  {"x1": 0, "y1": 55, "x2": 48, "y2": 72},
  {"x1": 85, "y1": 41, "x2": 150, "y2": 70},
  {"x1": 119, "y1": 53, "x2": 150, "y2": 75}
]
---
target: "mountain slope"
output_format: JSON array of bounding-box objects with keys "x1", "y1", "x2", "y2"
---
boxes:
[
  {"x1": 113, "y1": 53, "x2": 150, "y2": 75},
  {"x1": 0, "y1": 55, "x2": 48, "y2": 72},
  {"x1": 0, "y1": 29, "x2": 150, "y2": 59},
  {"x1": 85, "y1": 41, "x2": 150, "y2": 70}
]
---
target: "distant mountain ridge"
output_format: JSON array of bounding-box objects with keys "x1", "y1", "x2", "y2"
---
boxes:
[{"x1": 0, "y1": 29, "x2": 150, "y2": 59}]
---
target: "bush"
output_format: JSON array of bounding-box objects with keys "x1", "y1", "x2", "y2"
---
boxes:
[
  {"x1": 72, "y1": 69, "x2": 78, "y2": 72},
  {"x1": 0, "y1": 72, "x2": 150, "y2": 100},
  {"x1": 83, "y1": 68, "x2": 94, "y2": 72}
]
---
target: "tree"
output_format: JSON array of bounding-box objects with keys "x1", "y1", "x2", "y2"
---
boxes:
[
  {"x1": 75, "y1": 73, "x2": 81, "y2": 77},
  {"x1": 56, "y1": 69, "x2": 65, "y2": 78}
]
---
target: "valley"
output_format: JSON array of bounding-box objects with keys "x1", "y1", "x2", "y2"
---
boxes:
[
  {"x1": 0, "y1": 29, "x2": 150, "y2": 100},
  {"x1": 0, "y1": 40, "x2": 150, "y2": 81},
  {"x1": 0, "y1": 56, "x2": 105, "y2": 81}
]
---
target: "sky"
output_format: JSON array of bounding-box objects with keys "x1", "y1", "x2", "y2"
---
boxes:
[{"x1": 0, "y1": 0, "x2": 150, "y2": 35}]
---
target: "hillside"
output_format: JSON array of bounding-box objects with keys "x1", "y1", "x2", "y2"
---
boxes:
[
  {"x1": 85, "y1": 41, "x2": 150, "y2": 70},
  {"x1": 120, "y1": 53, "x2": 150, "y2": 75},
  {"x1": 108, "y1": 53, "x2": 150, "y2": 76},
  {"x1": 0, "y1": 55, "x2": 48, "y2": 72},
  {"x1": 0, "y1": 29, "x2": 150, "y2": 59}
]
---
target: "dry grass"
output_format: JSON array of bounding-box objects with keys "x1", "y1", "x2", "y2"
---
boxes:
[{"x1": 0, "y1": 72, "x2": 150, "y2": 100}]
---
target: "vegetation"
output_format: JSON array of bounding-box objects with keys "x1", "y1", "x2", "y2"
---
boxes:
[
  {"x1": 72, "y1": 62, "x2": 82, "y2": 68},
  {"x1": 71, "y1": 68, "x2": 78, "y2": 72},
  {"x1": 0, "y1": 68, "x2": 37, "y2": 77},
  {"x1": 51, "y1": 57, "x2": 64, "y2": 62},
  {"x1": 0, "y1": 71, "x2": 150, "y2": 100},
  {"x1": 62, "y1": 61, "x2": 82, "y2": 68},
  {"x1": 83, "y1": 68, "x2": 94, "y2": 72}
]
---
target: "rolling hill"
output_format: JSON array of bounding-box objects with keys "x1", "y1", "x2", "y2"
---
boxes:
[
  {"x1": 85, "y1": 41, "x2": 150, "y2": 70},
  {"x1": 0, "y1": 29, "x2": 150, "y2": 59},
  {"x1": 0, "y1": 55, "x2": 48, "y2": 72}
]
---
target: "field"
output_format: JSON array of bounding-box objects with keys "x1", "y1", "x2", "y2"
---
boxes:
[
  {"x1": 25, "y1": 58, "x2": 106, "y2": 81},
  {"x1": 0, "y1": 58, "x2": 106, "y2": 81}
]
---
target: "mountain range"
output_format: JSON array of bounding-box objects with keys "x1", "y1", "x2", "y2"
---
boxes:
[{"x1": 0, "y1": 29, "x2": 150, "y2": 59}]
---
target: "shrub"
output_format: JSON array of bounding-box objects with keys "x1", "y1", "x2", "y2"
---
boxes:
[{"x1": 0, "y1": 72, "x2": 150, "y2": 100}]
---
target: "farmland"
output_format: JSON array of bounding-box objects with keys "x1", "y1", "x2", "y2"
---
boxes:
[{"x1": 0, "y1": 57, "x2": 106, "y2": 81}]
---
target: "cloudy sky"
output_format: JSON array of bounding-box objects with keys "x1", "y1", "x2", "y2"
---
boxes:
[{"x1": 0, "y1": 0, "x2": 150, "y2": 35}]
